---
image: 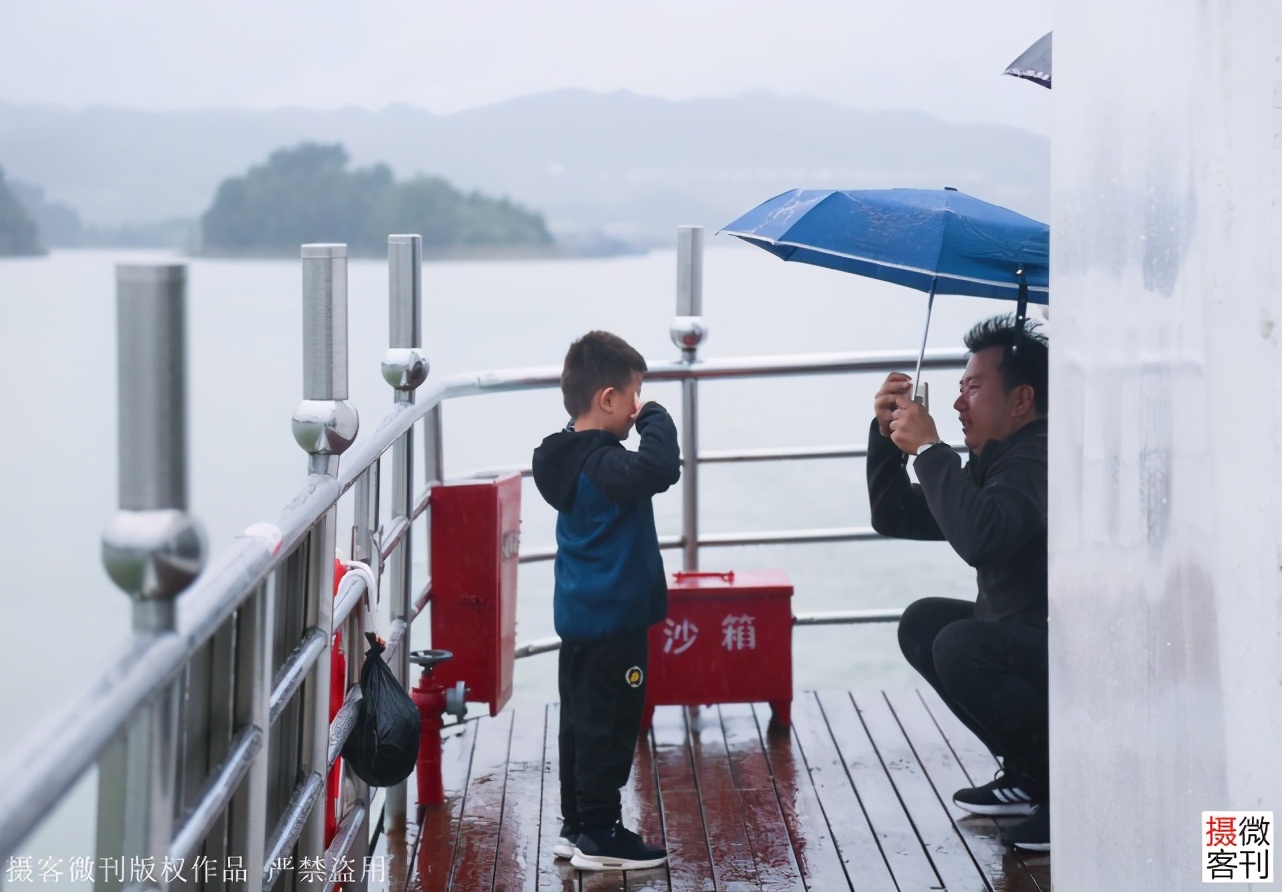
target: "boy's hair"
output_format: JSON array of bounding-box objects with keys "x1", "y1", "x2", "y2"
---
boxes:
[
  {"x1": 561, "y1": 331, "x2": 648, "y2": 417},
  {"x1": 963, "y1": 313, "x2": 1049, "y2": 416}
]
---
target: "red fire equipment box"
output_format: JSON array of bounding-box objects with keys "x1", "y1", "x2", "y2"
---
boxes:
[
  {"x1": 428, "y1": 473, "x2": 520, "y2": 716},
  {"x1": 643, "y1": 569, "x2": 793, "y2": 728}
]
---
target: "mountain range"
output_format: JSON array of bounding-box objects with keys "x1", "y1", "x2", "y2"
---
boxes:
[{"x1": 0, "y1": 89, "x2": 1049, "y2": 249}]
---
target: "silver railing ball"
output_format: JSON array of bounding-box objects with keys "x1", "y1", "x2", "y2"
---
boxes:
[
  {"x1": 670, "y1": 316, "x2": 708, "y2": 352},
  {"x1": 102, "y1": 509, "x2": 207, "y2": 601},
  {"x1": 291, "y1": 399, "x2": 360, "y2": 455},
  {"x1": 381, "y1": 347, "x2": 430, "y2": 392}
]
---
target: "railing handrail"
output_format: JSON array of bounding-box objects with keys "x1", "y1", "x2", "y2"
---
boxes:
[{"x1": 0, "y1": 343, "x2": 967, "y2": 860}]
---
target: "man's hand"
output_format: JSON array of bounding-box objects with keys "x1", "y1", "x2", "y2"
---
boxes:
[
  {"x1": 875, "y1": 372, "x2": 913, "y2": 437},
  {"x1": 889, "y1": 396, "x2": 941, "y2": 456}
]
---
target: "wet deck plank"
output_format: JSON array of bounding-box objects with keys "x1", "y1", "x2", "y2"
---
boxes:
[
  {"x1": 651, "y1": 705, "x2": 715, "y2": 892},
  {"x1": 819, "y1": 690, "x2": 943, "y2": 890},
  {"x1": 621, "y1": 728, "x2": 670, "y2": 892},
  {"x1": 883, "y1": 689, "x2": 1044, "y2": 892},
  {"x1": 687, "y1": 707, "x2": 761, "y2": 890},
  {"x1": 413, "y1": 720, "x2": 477, "y2": 892},
  {"x1": 751, "y1": 701, "x2": 851, "y2": 891},
  {"x1": 720, "y1": 704, "x2": 802, "y2": 892},
  {"x1": 449, "y1": 710, "x2": 513, "y2": 890},
  {"x1": 494, "y1": 707, "x2": 545, "y2": 892},
  {"x1": 915, "y1": 689, "x2": 1052, "y2": 892},
  {"x1": 394, "y1": 690, "x2": 1051, "y2": 892}
]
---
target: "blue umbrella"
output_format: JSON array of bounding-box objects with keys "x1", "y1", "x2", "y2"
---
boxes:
[{"x1": 720, "y1": 187, "x2": 1049, "y2": 400}]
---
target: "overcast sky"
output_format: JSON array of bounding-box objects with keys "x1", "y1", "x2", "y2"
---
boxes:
[{"x1": 1, "y1": 0, "x2": 1051, "y2": 133}]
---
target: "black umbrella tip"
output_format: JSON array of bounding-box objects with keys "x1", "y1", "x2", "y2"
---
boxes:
[{"x1": 944, "y1": 186, "x2": 958, "y2": 191}]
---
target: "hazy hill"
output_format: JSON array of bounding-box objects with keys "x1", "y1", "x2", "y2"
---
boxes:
[
  {"x1": 0, "y1": 166, "x2": 44, "y2": 256},
  {"x1": 0, "y1": 90, "x2": 1048, "y2": 247}
]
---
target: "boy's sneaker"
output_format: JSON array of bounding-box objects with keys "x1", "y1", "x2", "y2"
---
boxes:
[
  {"x1": 552, "y1": 821, "x2": 579, "y2": 859},
  {"x1": 952, "y1": 770, "x2": 1037, "y2": 816},
  {"x1": 1004, "y1": 804, "x2": 1050, "y2": 852},
  {"x1": 570, "y1": 822, "x2": 667, "y2": 871}
]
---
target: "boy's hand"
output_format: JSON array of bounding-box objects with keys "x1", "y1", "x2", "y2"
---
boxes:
[{"x1": 875, "y1": 373, "x2": 913, "y2": 437}]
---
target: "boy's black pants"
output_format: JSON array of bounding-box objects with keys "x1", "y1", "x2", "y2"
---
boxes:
[
  {"x1": 558, "y1": 627, "x2": 648, "y2": 830},
  {"x1": 897, "y1": 597, "x2": 1049, "y2": 801}
]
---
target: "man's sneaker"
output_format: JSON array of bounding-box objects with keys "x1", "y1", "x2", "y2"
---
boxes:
[
  {"x1": 952, "y1": 770, "x2": 1037, "y2": 816},
  {"x1": 1004, "y1": 804, "x2": 1050, "y2": 852},
  {"x1": 552, "y1": 820, "x2": 579, "y2": 859},
  {"x1": 570, "y1": 823, "x2": 667, "y2": 871}
]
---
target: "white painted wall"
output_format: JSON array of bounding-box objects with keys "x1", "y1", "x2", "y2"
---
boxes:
[{"x1": 1051, "y1": 2, "x2": 1282, "y2": 889}]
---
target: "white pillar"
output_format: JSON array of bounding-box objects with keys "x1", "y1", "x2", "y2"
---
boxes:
[{"x1": 1051, "y1": 3, "x2": 1282, "y2": 889}]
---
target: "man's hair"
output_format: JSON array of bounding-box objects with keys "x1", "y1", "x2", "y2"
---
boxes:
[
  {"x1": 963, "y1": 313, "x2": 1049, "y2": 416},
  {"x1": 561, "y1": 330, "x2": 648, "y2": 417}
]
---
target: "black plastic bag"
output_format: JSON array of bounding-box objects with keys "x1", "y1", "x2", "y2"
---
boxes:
[{"x1": 341, "y1": 632, "x2": 421, "y2": 787}]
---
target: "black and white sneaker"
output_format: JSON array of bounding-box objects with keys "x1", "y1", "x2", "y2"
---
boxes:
[
  {"x1": 1004, "y1": 804, "x2": 1050, "y2": 852},
  {"x1": 953, "y1": 770, "x2": 1037, "y2": 816},
  {"x1": 552, "y1": 820, "x2": 579, "y2": 859},
  {"x1": 570, "y1": 823, "x2": 667, "y2": 871}
]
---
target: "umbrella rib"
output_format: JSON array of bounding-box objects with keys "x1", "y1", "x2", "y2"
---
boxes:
[{"x1": 725, "y1": 235, "x2": 1049, "y2": 294}]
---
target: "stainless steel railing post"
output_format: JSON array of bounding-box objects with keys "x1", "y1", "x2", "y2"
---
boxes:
[
  {"x1": 292, "y1": 244, "x2": 354, "y2": 890},
  {"x1": 99, "y1": 263, "x2": 208, "y2": 891},
  {"x1": 670, "y1": 226, "x2": 707, "y2": 572},
  {"x1": 382, "y1": 234, "x2": 428, "y2": 835},
  {"x1": 292, "y1": 244, "x2": 359, "y2": 477},
  {"x1": 227, "y1": 581, "x2": 274, "y2": 892},
  {"x1": 344, "y1": 467, "x2": 378, "y2": 890}
]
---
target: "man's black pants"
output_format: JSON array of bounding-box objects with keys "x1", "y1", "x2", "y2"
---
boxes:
[
  {"x1": 897, "y1": 597, "x2": 1049, "y2": 801},
  {"x1": 558, "y1": 627, "x2": 648, "y2": 830}
]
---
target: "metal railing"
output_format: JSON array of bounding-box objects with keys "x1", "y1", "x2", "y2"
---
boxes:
[{"x1": 0, "y1": 228, "x2": 967, "y2": 891}]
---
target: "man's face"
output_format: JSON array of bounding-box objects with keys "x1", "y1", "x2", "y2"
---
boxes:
[{"x1": 953, "y1": 346, "x2": 1020, "y2": 454}]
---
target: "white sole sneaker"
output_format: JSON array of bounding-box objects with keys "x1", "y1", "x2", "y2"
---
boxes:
[
  {"x1": 953, "y1": 799, "x2": 1036, "y2": 817},
  {"x1": 1012, "y1": 840, "x2": 1051, "y2": 853},
  {"x1": 570, "y1": 850, "x2": 667, "y2": 871},
  {"x1": 552, "y1": 837, "x2": 576, "y2": 859}
]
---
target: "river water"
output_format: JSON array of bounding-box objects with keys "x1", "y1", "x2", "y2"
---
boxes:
[{"x1": 0, "y1": 244, "x2": 1016, "y2": 869}]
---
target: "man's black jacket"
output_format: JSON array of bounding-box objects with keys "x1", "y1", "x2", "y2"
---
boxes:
[{"x1": 866, "y1": 417, "x2": 1048, "y2": 625}]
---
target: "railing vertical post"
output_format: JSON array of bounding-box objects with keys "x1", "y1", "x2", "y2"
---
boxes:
[
  {"x1": 291, "y1": 244, "x2": 354, "y2": 889},
  {"x1": 227, "y1": 582, "x2": 274, "y2": 892},
  {"x1": 292, "y1": 244, "x2": 359, "y2": 477},
  {"x1": 382, "y1": 234, "x2": 428, "y2": 833},
  {"x1": 344, "y1": 467, "x2": 378, "y2": 890},
  {"x1": 670, "y1": 226, "x2": 707, "y2": 572},
  {"x1": 99, "y1": 263, "x2": 207, "y2": 891},
  {"x1": 297, "y1": 513, "x2": 336, "y2": 891}
]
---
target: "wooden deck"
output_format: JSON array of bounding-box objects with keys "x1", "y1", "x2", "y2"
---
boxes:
[{"x1": 380, "y1": 689, "x2": 1051, "y2": 892}]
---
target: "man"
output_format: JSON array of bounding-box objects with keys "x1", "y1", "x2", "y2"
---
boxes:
[{"x1": 867, "y1": 313, "x2": 1049, "y2": 851}]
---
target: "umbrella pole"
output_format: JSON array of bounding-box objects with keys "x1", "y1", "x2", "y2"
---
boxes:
[{"x1": 913, "y1": 280, "x2": 937, "y2": 408}]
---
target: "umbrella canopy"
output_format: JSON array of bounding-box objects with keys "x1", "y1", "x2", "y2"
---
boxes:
[
  {"x1": 721, "y1": 187, "x2": 1050, "y2": 407},
  {"x1": 1005, "y1": 31, "x2": 1052, "y2": 89},
  {"x1": 721, "y1": 188, "x2": 1048, "y2": 303}
]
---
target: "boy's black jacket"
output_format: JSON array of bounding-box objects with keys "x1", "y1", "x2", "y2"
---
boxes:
[{"x1": 532, "y1": 403, "x2": 681, "y2": 642}]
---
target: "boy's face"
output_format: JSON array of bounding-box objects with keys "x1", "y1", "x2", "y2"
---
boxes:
[{"x1": 600, "y1": 372, "x2": 643, "y2": 439}]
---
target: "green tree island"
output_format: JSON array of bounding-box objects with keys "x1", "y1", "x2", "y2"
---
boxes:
[{"x1": 200, "y1": 143, "x2": 555, "y2": 257}]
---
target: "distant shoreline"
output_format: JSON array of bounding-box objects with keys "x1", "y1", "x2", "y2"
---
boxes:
[{"x1": 192, "y1": 241, "x2": 650, "y2": 262}]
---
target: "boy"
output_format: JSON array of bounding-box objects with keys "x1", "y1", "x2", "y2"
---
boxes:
[{"x1": 531, "y1": 330, "x2": 680, "y2": 871}]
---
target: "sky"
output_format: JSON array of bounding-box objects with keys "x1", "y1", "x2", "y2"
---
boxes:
[{"x1": 0, "y1": 0, "x2": 1052, "y2": 133}]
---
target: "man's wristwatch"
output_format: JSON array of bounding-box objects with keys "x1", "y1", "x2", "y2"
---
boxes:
[{"x1": 915, "y1": 439, "x2": 944, "y2": 456}]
